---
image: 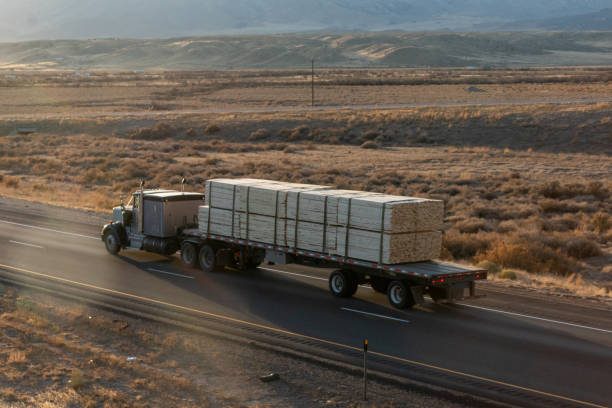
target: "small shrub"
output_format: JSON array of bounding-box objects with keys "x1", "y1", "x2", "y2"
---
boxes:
[
  {"x1": 477, "y1": 260, "x2": 502, "y2": 274},
  {"x1": 540, "y1": 199, "x2": 581, "y2": 214},
  {"x1": 4, "y1": 176, "x2": 19, "y2": 188},
  {"x1": 541, "y1": 215, "x2": 578, "y2": 232},
  {"x1": 475, "y1": 238, "x2": 574, "y2": 276},
  {"x1": 499, "y1": 270, "x2": 518, "y2": 280},
  {"x1": 443, "y1": 232, "x2": 490, "y2": 259},
  {"x1": 360, "y1": 141, "x2": 379, "y2": 149},
  {"x1": 128, "y1": 123, "x2": 175, "y2": 140},
  {"x1": 248, "y1": 128, "x2": 271, "y2": 141},
  {"x1": 283, "y1": 145, "x2": 298, "y2": 154},
  {"x1": 360, "y1": 130, "x2": 380, "y2": 142},
  {"x1": 564, "y1": 237, "x2": 602, "y2": 259},
  {"x1": 539, "y1": 181, "x2": 609, "y2": 200},
  {"x1": 590, "y1": 212, "x2": 610, "y2": 234},
  {"x1": 204, "y1": 124, "x2": 220, "y2": 134},
  {"x1": 287, "y1": 125, "x2": 311, "y2": 142},
  {"x1": 7, "y1": 350, "x2": 26, "y2": 364},
  {"x1": 456, "y1": 218, "x2": 493, "y2": 233},
  {"x1": 69, "y1": 369, "x2": 87, "y2": 390}
]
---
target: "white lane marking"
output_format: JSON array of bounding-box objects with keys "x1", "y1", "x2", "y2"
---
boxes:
[
  {"x1": 458, "y1": 303, "x2": 612, "y2": 334},
  {"x1": 260, "y1": 267, "x2": 373, "y2": 289},
  {"x1": 9, "y1": 240, "x2": 44, "y2": 249},
  {"x1": 0, "y1": 262, "x2": 605, "y2": 408},
  {"x1": 341, "y1": 307, "x2": 410, "y2": 324},
  {"x1": 0, "y1": 219, "x2": 99, "y2": 240},
  {"x1": 148, "y1": 268, "x2": 195, "y2": 280}
]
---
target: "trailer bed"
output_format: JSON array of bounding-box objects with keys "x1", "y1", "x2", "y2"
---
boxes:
[{"x1": 183, "y1": 229, "x2": 486, "y2": 282}]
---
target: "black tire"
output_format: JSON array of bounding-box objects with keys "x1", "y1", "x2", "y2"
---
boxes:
[
  {"x1": 198, "y1": 244, "x2": 217, "y2": 273},
  {"x1": 180, "y1": 242, "x2": 198, "y2": 268},
  {"x1": 370, "y1": 276, "x2": 390, "y2": 294},
  {"x1": 103, "y1": 230, "x2": 120, "y2": 255},
  {"x1": 329, "y1": 270, "x2": 358, "y2": 298},
  {"x1": 387, "y1": 280, "x2": 416, "y2": 309}
]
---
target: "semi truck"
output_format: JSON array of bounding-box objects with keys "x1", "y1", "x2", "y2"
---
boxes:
[{"x1": 102, "y1": 186, "x2": 486, "y2": 309}]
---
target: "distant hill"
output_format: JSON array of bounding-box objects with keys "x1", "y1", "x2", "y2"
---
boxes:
[
  {"x1": 1, "y1": 31, "x2": 612, "y2": 70},
  {"x1": 496, "y1": 8, "x2": 612, "y2": 30},
  {"x1": 1, "y1": 0, "x2": 612, "y2": 41}
]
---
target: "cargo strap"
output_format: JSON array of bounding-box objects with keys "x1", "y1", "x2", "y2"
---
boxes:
[
  {"x1": 206, "y1": 182, "x2": 213, "y2": 238},
  {"x1": 231, "y1": 184, "x2": 237, "y2": 238},
  {"x1": 379, "y1": 202, "x2": 386, "y2": 265},
  {"x1": 294, "y1": 192, "x2": 301, "y2": 252},
  {"x1": 245, "y1": 186, "x2": 250, "y2": 242},
  {"x1": 344, "y1": 197, "x2": 352, "y2": 260},
  {"x1": 322, "y1": 195, "x2": 328, "y2": 254},
  {"x1": 273, "y1": 190, "x2": 279, "y2": 246}
]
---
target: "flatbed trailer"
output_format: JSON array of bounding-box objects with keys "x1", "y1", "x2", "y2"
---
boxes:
[
  {"x1": 178, "y1": 228, "x2": 487, "y2": 309},
  {"x1": 102, "y1": 188, "x2": 487, "y2": 309}
]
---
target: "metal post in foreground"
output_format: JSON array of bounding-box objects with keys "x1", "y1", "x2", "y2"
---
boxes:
[{"x1": 363, "y1": 339, "x2": 368, "y2": 401}]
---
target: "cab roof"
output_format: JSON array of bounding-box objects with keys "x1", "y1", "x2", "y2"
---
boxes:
[{"x1": 137, "y1": 189, "x2": 204, "y2": 202}]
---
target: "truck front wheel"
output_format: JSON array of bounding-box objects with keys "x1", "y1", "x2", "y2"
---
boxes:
[
  {"x1": 329, "y1": 270, "x2": 358, "y2": 298},
  {"x1": 103, "y1": 231, "x2": 120, "y2": 255},
  {"x1": 181, "y1": 242, "x2": 198, "y2": 268},
  {"x1": 387, "y1": 280, "x2": 416, "y2": 309},
  {"x1": 198, "y1": 244, "x2": 217, "y2": 273}
]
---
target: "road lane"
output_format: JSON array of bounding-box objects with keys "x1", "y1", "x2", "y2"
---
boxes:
[{"x1": 0, "y1": 213, "x2": 611, "y2": 406}]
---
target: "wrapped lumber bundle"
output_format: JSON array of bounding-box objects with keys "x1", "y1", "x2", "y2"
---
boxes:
[
  {"x1": 285, "y1": 189, "x2": 444, "y2": 233},
  {"x1": 199, "y1": 205, "x2": 336, "y2": 253},
  {"x1": 201, "y1": 178, "x2": 444, "y2": 264},
  {"x1": 205, "y1": 178, "x2": 329, "y2": 217},
  {"x1": 335, "y1": 228, "x2": 442, "y2": 264}
]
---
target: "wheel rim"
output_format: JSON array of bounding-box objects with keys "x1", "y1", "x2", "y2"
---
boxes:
[
  {"x1": 201, "y1": 247, "x2": 215, "y2": 270},
  {"x1": 183, "y1": 245, "x2": 195, "y2": 264},
  {"x1": 105, "y1": 234, "x2": 116, "y2": 249},
  {"x1": 390, "y1": 283, "x2": 405, "y2": 305},
  {"x1": 331, "y1": 274, "x2": 345, "y2": 293}
]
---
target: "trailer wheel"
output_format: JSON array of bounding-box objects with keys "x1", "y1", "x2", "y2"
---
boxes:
[
  {"x1": 387, "y1": 280, "x2": 416, "y2": 309},
  {"x1": 198, "y1": 244, "x2": 217, "y2": 273},
  {"x1": 370, "y1": 276, "x2": 390, "y2": 294},
  {"x1": 103, "y1": 231, "x2": 120, "y2": 255},
  {"x1": 180, "y1": 242, "x2": 198, "y2": 268},
  {"x1": 329, "y1": 270, "x2": 358, "y2": 298}
]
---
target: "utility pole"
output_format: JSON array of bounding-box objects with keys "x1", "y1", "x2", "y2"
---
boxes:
[{"x1": 311, "y1": 58, "x2": 315, "y2": 107}]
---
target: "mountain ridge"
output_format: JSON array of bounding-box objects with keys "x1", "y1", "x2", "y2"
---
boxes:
[
  {"x1": 2, "y1": 31, "x2": 611, "y2": 70},
  {"x1": 1, "y1": 0, "x2": 612, "y2": 41}
]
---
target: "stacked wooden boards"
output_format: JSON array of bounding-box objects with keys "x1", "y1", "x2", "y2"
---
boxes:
[{"x1": 199, "y1": 178, "x2": 444, "y2": 264}]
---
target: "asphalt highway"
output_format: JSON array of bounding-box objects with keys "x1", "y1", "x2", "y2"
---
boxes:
[{"x1": 0, "y1": 203, "x2": 611, "y2": 407}]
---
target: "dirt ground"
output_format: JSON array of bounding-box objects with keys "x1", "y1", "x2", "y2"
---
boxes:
[
  {"x1": 0, "y1": 68, "x2": 611, "y2": 117},
  {"x1": 0, "y1": 284, "x2": 470, "y2": 408}
]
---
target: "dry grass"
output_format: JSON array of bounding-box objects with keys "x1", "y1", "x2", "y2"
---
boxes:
[
  {"x1": 0, "y1": 285, "x2": 466, "y2": 407},
  {"x1": 1, "y1": 68, "x2": 610, "y2": 298}
]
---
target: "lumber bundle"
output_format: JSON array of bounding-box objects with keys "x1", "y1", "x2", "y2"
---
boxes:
[{"x1": 200, "y1": 178, "x2": 444, "y2": 264}]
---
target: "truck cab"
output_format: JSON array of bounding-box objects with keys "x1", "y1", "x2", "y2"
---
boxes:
[{"x1": 102, "y1": 189, "x2": 204, "y2": 256}]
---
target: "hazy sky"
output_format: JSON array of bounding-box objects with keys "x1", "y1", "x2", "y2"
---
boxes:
[{"x1": 1, "y1": 0, "x2": 611, "y2": 41}]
